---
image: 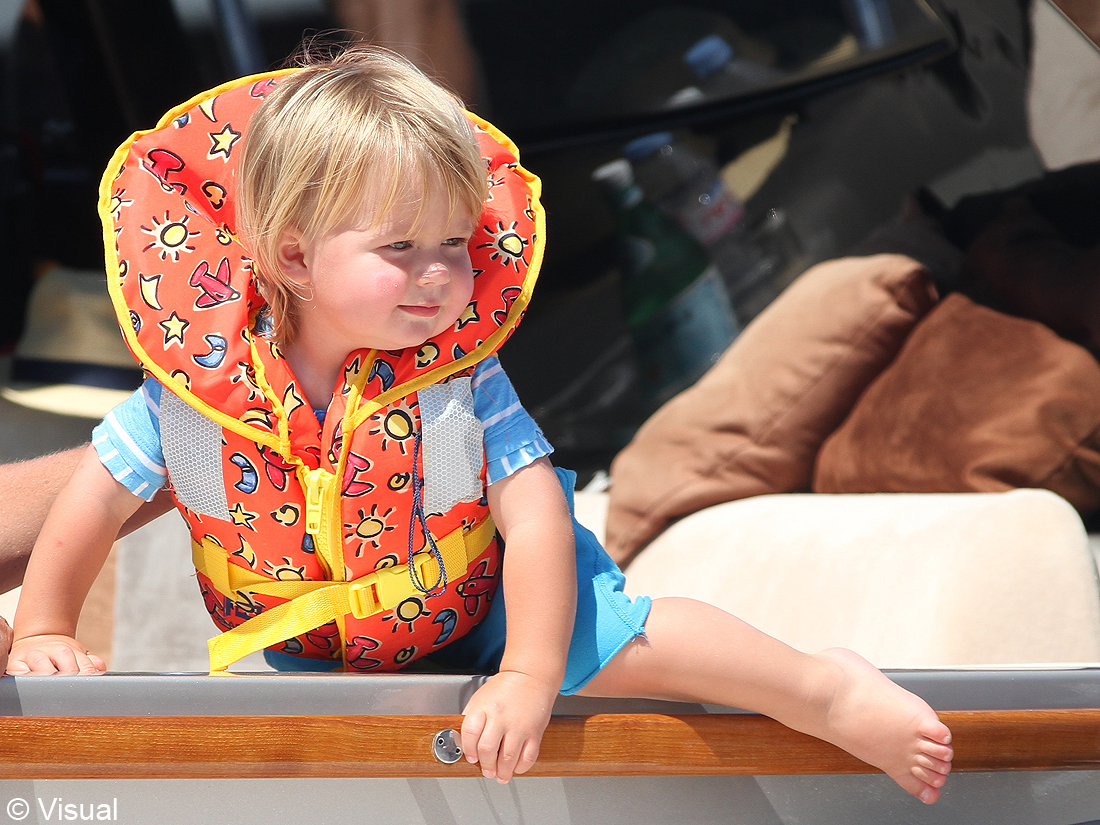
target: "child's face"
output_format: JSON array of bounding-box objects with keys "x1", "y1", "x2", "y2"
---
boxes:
[{"x1": 290, "y1": 185, "x2": 477, "y2": 355}]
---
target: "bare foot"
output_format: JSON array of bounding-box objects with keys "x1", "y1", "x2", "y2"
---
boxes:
[{"x1": 809, "y1": 648, "x2": 953, "y2": 803}]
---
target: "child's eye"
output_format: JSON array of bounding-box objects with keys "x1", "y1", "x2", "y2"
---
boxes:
[
  {"x1": 443, "y1": 237, "x2": 469, "y2": 247},
  {"x1": 389, "y1": 241, "x2": 413, "y2": 250}
]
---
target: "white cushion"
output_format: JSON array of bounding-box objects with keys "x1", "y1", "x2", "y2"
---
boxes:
[{"x1": 575, "y1": 488, "x2": 1100, "y2": 668}]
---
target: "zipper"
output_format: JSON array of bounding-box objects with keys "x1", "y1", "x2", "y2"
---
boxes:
[{"x1": 302, "y1": 467, "x2": 342, "y2": 582}]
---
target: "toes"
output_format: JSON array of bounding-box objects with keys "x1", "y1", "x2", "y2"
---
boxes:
[
  {"x1": 919, "y1": 738, "x2": 954, "y2": 765},
  {"x1": 916, "y1": 752, "x2": 952, "y2": 776},
  {"x1": 918, "y1": 717, "x2": 952, "y2": 745},
  {"x1": 893, "y1": 771, "x2": 941, "y2": 804},
  {"x1": 918, "y1": 785, "x2": 942, "y2": 805},
  {"x1": 912, "y1": 764, "x2": 948, "y2": 788}
]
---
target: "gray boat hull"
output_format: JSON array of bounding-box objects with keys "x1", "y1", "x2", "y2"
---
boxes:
[{"x1": 0, "y1": 668, "x2": 1097, "y2": 825}]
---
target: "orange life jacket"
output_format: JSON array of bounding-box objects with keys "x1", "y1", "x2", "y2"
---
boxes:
[{"x1": 99, "y1": 70, "x2": 543, "y2": 672}]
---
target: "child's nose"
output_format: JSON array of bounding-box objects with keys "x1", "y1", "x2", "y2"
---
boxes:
[{"x1": 420, "y1": 261, "x2": 450, "y2": 284}]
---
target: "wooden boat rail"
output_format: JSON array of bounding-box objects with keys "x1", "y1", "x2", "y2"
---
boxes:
[{"x1": 0, "y1": 708, "x2": 1098, "y2": 780}]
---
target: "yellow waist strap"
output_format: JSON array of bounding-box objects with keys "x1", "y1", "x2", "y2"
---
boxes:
[{"x1": 193, "y1": 516, "x2": 496, "y2": 672}]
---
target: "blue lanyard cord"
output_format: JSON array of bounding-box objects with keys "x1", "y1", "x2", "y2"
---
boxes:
[{"x1": 408, "y1": 429, "x2": 448, "y2": 596}]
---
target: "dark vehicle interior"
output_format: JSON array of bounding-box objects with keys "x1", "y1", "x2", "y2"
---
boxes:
[{"x1": 0, "y1": 0, "x2": 1087, "y2": 491}]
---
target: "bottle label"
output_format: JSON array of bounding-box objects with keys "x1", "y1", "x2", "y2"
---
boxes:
[
  {"x1": 682, "y1": 181, "x2": 745, "y2": 246},
  {"x1": 633, "y1": 266, "x2": 738, "y2": 400}
]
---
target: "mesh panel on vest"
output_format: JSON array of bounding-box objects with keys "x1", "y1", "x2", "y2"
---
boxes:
[
  {"x1": 161, "y1": 389, "x2": 231, "y2": 520},
  {"x1": 419, "y1": 378, "x2": 484, "y2": 514}
]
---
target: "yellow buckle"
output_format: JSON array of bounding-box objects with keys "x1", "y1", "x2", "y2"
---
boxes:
[
  {"x1": 347, "y1": 579, "x2": 381, "y2": 619},
  {"x1": 346, "y1": 554, "x2": 444, "y2": 619}
]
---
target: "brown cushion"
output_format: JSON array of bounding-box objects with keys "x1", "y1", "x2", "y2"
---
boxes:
[
  {"x1": 605, "y1": 254, "x2": 938, "y2": 565},
  {"x1": 814, "y1": 292, "x2": 1100, "y2": 514}
]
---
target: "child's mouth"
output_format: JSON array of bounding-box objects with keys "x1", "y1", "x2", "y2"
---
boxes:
[{"x1": 401, "y1": 304, "x2": 440, "y2": 317}]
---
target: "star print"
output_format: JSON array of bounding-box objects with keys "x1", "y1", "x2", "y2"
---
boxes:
[
  {"x1": 160, "y1": 312, "x2": 189, "y2": 347},
  {"x1": 455, "y1": 302, "x2": 479, "y2": 330},
  {"x1": 208, "y1": 123, "x2": 242, "y2": 160},
  {"x1": 229, "y1": 502, "x2": 258, "y2": 529}
]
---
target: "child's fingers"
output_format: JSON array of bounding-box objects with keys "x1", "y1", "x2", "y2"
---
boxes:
[
  {"x1": 474, "y1": 722, "x2": 506, "y2": 780},
  {"x1": 496, "y1": 734, "x2": 541, "y2": 782},
  {"x1": 12, "y1": 647, "x2": 64, "y2": 675},
  {"x1": 40, "y1": 644, "x2": 82, "y2": 675},
  {"x1": 460, "y1": 708, "x2": 488, "y2": 766},
  {"x1": 6, "y1": 640, "x2": 104, "y2": 676},
  {"x1": 47, "y1": 643, "x2": 104, "y2": 675},
  {"x1": 460, "y1": 705, "x2": 518, "y2": 780},
  {"x1": 512, "y1": 736, "x2": 541, "y2": 778},
  {"x1": 493, "y1": 732, "x2": 541, "y2": 783},
  {"x1": 459, "y1": 673, "x2": 555, "y2": 782},
  {"x1": 490, "y1": 732, "x2": 523, "y2": 783}
]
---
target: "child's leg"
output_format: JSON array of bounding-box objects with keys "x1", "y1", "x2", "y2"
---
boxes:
[{"x1": 575, "y1": 597, "x2": 954, "y2": 804}]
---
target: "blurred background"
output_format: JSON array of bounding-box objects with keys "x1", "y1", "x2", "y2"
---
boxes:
[{"x1": 0, "y1": 0, "x2": 1064, "y2": 476}]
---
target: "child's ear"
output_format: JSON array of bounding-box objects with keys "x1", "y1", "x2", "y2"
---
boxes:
[{"x1": 276, "y1": 228, "x2": 311, "y2": 286}]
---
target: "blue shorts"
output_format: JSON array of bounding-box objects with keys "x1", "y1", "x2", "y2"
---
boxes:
[{"x1": 265, "y1": 467, "x2": 651, "y2": 694}]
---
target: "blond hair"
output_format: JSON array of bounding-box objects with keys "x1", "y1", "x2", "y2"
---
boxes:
[{"x1": 236, "y1": 46, "x2": 487, "y2": 343}]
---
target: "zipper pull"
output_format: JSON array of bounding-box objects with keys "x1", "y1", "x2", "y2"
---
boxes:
[{"x1": 303, "y1": 468, "x2": 333, "y2": 537}]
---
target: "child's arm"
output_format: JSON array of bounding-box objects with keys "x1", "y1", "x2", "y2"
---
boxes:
[
  {"x1": 0, "y1": 449, "x2": 174, "y2": 595},
  {"x1": 7, "y1": 446, "x2": 144, "y2": 675},
  {"x1": 460, "y1": 456, "x2": 577, "y2": 782}
]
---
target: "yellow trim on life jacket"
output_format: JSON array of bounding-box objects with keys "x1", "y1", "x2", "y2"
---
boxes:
[
  {"x1": 196, "y1": 515, "x2": 496, "y2": 672},
  {"x1": 98, "y1": 70, "x2": 298, "y2": 446}
]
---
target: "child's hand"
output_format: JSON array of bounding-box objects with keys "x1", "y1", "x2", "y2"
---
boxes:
[
  {"x1": 7, "y1": 634, "x2": 106, "y2": 675},
  {"x1": 460, "y1": 669, "x2": 558, "y2": 782}
]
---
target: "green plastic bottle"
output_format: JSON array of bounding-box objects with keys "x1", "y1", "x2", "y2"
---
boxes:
[{"x1": 592, "y1": 159, "x2": 739, "y2": 403}]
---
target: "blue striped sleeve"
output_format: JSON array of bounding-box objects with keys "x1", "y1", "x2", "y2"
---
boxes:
[
  {"x1": 472, "y1": 357, "x2": 553, "y2": 484},
  {"x1": 91, "y1": 377, "x2": 168, "y2": 501}
]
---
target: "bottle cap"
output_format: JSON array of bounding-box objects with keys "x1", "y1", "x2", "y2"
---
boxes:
[
  {"x1": 591, "y1": 158, "x2": 635, "y2": 189},
  {"x1": 685, "y1": 35, "x2": 734, "y2": 80},
  {"x1": 591, "y1": 159, "x2": 642, "y2": 208},
  {"x1": 623, "y1": 132, "x2": 673, "y2": 162}
]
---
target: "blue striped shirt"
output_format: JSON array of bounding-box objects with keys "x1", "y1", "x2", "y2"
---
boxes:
[{"x1": 93, "y1": 356, "x2": 552, "y2": 500}]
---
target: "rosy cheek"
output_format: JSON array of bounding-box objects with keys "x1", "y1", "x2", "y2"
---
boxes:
[{"x1": 370, "y1": 273, "x2": 406, "y2": 298}]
